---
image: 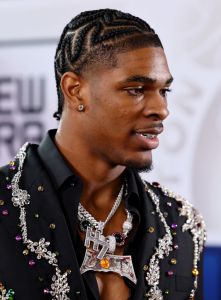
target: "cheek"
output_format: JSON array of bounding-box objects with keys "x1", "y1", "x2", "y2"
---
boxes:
[{"x1": 88, "y1": 92, "x2": 142, "y2": 131}]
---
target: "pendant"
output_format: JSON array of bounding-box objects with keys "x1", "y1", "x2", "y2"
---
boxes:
[
  {"x1": 84, "y1": 223, "x2": 116, "y2": 259},
  {"x1": 80, "y1": 249, "x2": 137, "y2": 284}
]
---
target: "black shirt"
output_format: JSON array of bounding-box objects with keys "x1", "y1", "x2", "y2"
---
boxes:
[{"x1": 37, "y1": 130, "x2": 142, "y2": 299}]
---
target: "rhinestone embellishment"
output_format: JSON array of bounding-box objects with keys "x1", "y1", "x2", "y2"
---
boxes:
[
  {"x1": 143, "y1": 183, "x2": 173, "y2": 300},
  {"x1": 10, "y1": 143, "x2": 71, "y2": 300},
  {"x1": 148, "y1": 182, "x2": 206, "y2": 300}
]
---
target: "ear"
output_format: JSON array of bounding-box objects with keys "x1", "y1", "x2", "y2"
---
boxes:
[{"x1": 60, "y1": 72, "x2": 84, "y2": 108}]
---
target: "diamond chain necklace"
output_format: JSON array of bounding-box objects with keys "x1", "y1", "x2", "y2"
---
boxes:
[
  {"x1": 78, "y1": 182, "x2": 124, "y2": 232},
  {"x1": 78, "y1": 204, "x2": 133, "y2": 247}
]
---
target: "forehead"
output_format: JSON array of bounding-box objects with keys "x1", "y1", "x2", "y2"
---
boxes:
[{"x1": 113, "y1": 47, "x2": 171, "y2": 83}]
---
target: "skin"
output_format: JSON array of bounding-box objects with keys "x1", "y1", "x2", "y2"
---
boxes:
[{"x1": 55, "y1": 46, "x2": 172, "y2": 299}]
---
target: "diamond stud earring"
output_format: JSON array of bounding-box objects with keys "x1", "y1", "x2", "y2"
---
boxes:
[{"x1": 77, "y1": 104, "x2": 85, "y2": 112}]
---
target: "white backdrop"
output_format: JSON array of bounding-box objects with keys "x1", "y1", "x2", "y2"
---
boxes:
[{"x1": 0, "y1": 0, "x2": 220, "y2": 245}]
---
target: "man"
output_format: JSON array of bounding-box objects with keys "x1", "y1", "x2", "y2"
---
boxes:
[{"x1": 0, "y1": 9, "x2": 206, "y2": 300}]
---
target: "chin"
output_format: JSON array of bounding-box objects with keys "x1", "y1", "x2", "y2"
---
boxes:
[
  {"x1": 123, "y1": 157, "x2": 153, "y2": 173},
  {"x1": 125, "y1": 150, "x2": 152, "y2": 169}
]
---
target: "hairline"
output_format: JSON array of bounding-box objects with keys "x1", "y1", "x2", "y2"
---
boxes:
[{"x1": 77, "y1": 41, "x2": 164, "y2": 78}]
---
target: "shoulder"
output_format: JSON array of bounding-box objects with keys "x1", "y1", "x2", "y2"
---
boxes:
[
  {"x1": 0, "y1": 143, "x2": 39, "y2": 195},
  {"x1": 142, "y1": 179, "x2": 206, "y2": 250},
  {"x1": 0, "y1": 162, "x2": 14, "y2": 198}
]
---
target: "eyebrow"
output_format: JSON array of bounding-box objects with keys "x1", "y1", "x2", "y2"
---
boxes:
[{"x1": 124, "y1": 75, "x2": 174, "y2": 85}]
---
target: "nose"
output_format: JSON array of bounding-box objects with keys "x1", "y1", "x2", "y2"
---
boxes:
[{"x1": 143, "y1": 93, "x2": 169, "y2": 121}]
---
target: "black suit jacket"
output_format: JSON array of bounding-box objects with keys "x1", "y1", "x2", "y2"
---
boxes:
[{"x1": 0, "y1": 144, "x2": 205, "y2": 300}]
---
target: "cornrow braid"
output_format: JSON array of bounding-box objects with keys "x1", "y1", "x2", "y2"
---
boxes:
[{"x1": 54, "y1": 8, "x2": 162, "y2": 120}]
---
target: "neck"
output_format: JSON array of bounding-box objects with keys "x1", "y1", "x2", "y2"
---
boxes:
[{"x1": 55, "y1": 127, "x2": 126, "y2": 209}]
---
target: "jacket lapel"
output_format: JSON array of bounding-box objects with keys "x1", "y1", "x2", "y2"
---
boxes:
[
  {"x1": 130, "y1": 174, "x2": 165, "y2": 299},
  {"x1": 19, "y1": 145, "x2": 87, "y2": 299}
]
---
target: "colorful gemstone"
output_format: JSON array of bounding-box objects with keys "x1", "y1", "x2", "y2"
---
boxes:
[
  {"x1": 37, "y1": 185, "x2": 44, "y2": 192},
  {"x1": 172, "y1": 231, "x2": 177, "y2": 236},
  {"x1": 170, "y1": 258, "x2": 177, "y2": 265},
  {"x1": 66, "y1": 269, "x2": 72, "y2": 274},
  {"x1": 7, "y1": 289, "x2": 15, "y2": 295},
  {"x1": 112, "y1": 232, "x2": 125, "y2": 246},
  {"x1": 43, "y1": 288, "x2": 50, "y2": 294},
  {"x1": 164, "y1": 289, "x2": 170, "y2": 295},
  {"x1": 192, "y1": 268, "x2": 199, "y2": 276},
  {"x1": 80, "y1": 220, "x2": 92, "y2": 231},
  {"x1": 100, "y1": 258, "x2": 110, "y2": 269},
  {"x1": 0, "y1": 200, "x2": 5, "y2": 206},
  {"x1": 23, "y1": 249, "x2": 29, "y2": 255},
  {"x1": 173, "y1": 244, "x2": 179, "y2": 250},
  {"x1": 143, "y1": 265, "x2": 149, "y2": 271},
  {"x1": 2, "y1": 209, "x2": 9, "y2": 216},
  {"x1": 6, "y1": 288, "x2": 15, "y2": 300},
  {"x1": 29, "y1": 259, "x2": 36, "y2": 266},
  {"x1": 15, "y1": 235, "x2": 22, "y2": 241},
  {"x1": 148, "y1": 226, "x2": 155, "y2": 233},
  {"x1": 167, "y1": 270, "x2": 174, "y2": 277},
  {"x1": 9, "y1": 161, "x2": 15, "y2": 166},
  {"x1": 9, "y1": 165, "x2": 16, "y2": 171},
  {"x1": 49, "y1": 223, "x2": 56, "y2": 230},
  {"x1": 171, "y1": 224, "x2": 178, "y2": 229},
  {"x1": 6, "y1": 184, "x2": 12, "y2": 190}
]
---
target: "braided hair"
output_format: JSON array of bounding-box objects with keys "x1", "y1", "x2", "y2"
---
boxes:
[{"x1": 54, "y1": 9, "x2": 163, "y2": 120}]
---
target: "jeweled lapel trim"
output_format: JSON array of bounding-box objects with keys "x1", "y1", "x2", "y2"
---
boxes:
[
  {"x1": 159, "y1": 184, "x2": 206, "y2": 299},
  {"x1": 0, "y1": 283, "x2": 15, "y2": 300},
  {"x1": 142, "y1": 181, "x2": 206, "y2": 300},
  {"x1": 143, "y1": 182, "x2": 173, "y2": 300},
  {"x1": 11, "y1": 143, "x2": 71, "y2": 300}
]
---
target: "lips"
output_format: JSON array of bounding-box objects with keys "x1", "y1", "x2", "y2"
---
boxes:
[
  {"x1": 134, "y1": 125, "x2": 164, "y2": 150},
  {"x1": 135, "y1": 124, "x2": 164, "y2": 136}
]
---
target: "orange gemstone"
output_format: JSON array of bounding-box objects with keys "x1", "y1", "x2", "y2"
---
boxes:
[
  {"x1": 100, "y1": 258, "x2": 110, "y2": 269},
  {"x1": 192, "y1": 268, "x2": 199, "y2": 276}
]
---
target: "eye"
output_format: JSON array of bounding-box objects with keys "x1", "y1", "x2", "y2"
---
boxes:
[
  {"x1": 124, "y1": 87, "x2": 145, "y2": 97},
  {"x1": 160, "y1": 88, "x2": 172, "y2": 98}
]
